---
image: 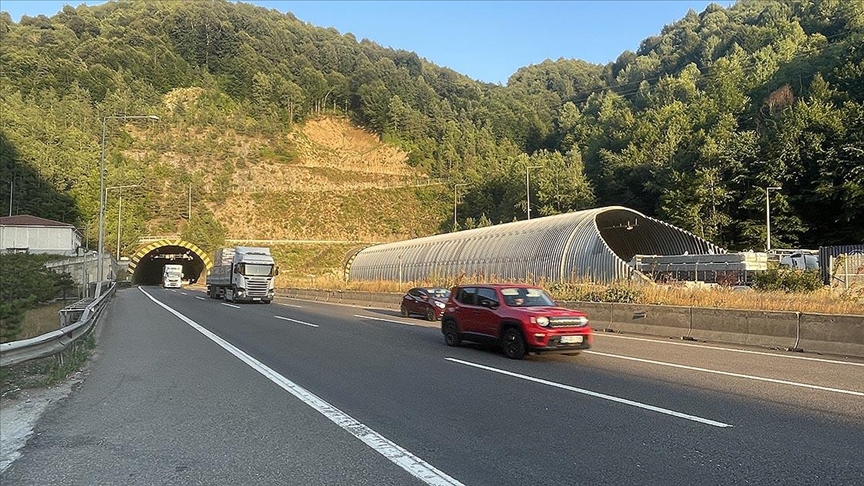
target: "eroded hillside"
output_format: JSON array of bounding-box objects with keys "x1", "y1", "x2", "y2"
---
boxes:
[{"x1": 144, "y1": 114, "x2": 448, "y2": 243}]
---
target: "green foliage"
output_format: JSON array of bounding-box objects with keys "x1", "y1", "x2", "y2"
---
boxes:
[
  {"x1": 0, "y1": 253, "x2": 76, "y2": 342},
  {"x1": 753, "y1": 266, "x2": 823, "y2": 293},
  {"x1": 0, "y1": 0, "x2": 862, "y2": 254}
]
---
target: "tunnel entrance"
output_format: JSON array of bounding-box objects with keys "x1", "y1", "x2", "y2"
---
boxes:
[{"x1": 129, "y1": 239, "x2": 212, "y2": 286}]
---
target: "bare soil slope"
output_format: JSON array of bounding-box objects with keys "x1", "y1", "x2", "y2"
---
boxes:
[{"x1": 156, "y1": 116, "x2": 447, "y2": 242}]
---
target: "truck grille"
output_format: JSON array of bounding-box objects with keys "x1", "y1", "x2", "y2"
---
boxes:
[
  {"x1": 246, "y1": 277, "x2": 270, "y2": 297},
  {"x1": 549, "y1": 317, "x2": 588, "y2": 328}
]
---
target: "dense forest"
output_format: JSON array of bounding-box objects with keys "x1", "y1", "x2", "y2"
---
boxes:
[{"x1": 1, "y1": 0, "x2": 862, "y2": 253}]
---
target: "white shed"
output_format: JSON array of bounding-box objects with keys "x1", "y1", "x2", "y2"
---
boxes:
[{"x1": 0, "y1": 215, "x2": 82, "y2": 256}]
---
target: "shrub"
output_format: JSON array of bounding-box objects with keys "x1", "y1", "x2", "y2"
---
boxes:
[{"x1": 754, "y1": 267, "x2": 823, "y2": 293}]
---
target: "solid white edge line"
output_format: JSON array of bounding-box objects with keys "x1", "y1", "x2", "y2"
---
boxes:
[
  {"x1": 584, "y1": 350, "x2": 864, "y2": 397},
  {"x1": 355, "y1": 314, "x2": 417, "y2": 326},
  {"x1": 221, "y1": 303, "x2": 241, "y2": 309},
  {"x1": 138, "y1": 287, "x2": 463, "y2": 486},
  {"x1": 274, "y1": 316, "x2": 319, "y2": 328},
  {"x1": 446, "y1": 357, "x2": 733, "y2": 428},
  {"x1": 594, "y1": 333, "x2": 864, "y2": 367}
]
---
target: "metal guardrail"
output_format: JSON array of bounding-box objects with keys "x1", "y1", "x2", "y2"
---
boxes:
[{"x1": 0, "y1": 281, "x2": 116, "y2": 368}]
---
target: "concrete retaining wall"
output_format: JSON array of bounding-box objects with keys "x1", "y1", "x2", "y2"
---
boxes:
[{"x1": 275, "y1": 288, "x2": 864, "y2": 358}]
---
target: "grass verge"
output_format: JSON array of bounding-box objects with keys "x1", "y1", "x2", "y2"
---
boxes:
[{"x1": 0, "y1": 334, "x2": 96, "y2": 400}]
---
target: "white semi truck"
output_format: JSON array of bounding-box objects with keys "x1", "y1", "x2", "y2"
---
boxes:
[
  {"x1": 162, "y1": 264, "x2": 184, "y2": 288},
  {"x1": 206, "y1": 246, "x2": 277, "y2": 303}
]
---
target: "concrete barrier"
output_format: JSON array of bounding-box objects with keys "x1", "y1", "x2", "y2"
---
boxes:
[
  {"x1": 689, "y1": 308, "x2": 798, "y2": 350},
  {"x1": 613, "y1": 303, "x2": 691, "y2": 338},
  {"x1": 798, "y1": 313, "x2": 864, "y2": 357}
]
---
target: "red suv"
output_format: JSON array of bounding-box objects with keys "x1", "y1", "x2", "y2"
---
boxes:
[{"x1": 441, "y1": 284, "x2": 592, "y2": 359}]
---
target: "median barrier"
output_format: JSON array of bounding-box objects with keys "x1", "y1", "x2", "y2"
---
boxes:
[
  {"x1": 689, "y1": 308, "x2": 798, "y2": 349},
  {"x1": 798, "y1": 313, "x2": 864, "y2": 357},
  {"x1": 611, "y1": 303, "x2": 691, "y2": 338}
]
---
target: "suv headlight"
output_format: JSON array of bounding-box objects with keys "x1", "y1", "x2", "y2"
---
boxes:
[
  {"x1": 535, "y1": 316, "x2": 550, "y2": 327},
  {"x1": 575, "y1": 316, "x2": 588, "y2": 327},
  {"x1": 434, "y1": 301, "x2": 446, "y2": 308}
]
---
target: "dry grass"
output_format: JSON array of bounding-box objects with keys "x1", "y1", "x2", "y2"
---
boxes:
[
  {"x1": 277, "y1": 275, "x2": 864, "y2": 316},
  {"x1": 18, "y1": 302, "x2": 69, "y2": 340}
]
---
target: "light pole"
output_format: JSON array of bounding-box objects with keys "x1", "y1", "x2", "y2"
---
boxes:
[
  {"x1": 453, "y1": 183, "x2": 467, "y2": 231},
  {"x1": 97, "y1": 114, "x2": 158, "y2": 283},
  {"x1": 106, "y1": 184, "x2": 139, "y2": 260},
  {"x1": 526, "y1": 165, "x2": 541, "y2": 220},
  {"x1": 765, "y1": 186, "x2": 781, "y2": 252}
]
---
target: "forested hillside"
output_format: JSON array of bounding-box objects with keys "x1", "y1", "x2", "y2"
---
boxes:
[{"x1": 1, "y1": 0, "x2": 862, "y2": 257}]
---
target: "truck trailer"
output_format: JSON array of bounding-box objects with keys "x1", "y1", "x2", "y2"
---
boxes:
[
  {"x1": 162, "y1": 264, "x2": 184, "y2": 288},
  {"x1": 206, "y1": 246, "x2": 277, "y2": 303}
]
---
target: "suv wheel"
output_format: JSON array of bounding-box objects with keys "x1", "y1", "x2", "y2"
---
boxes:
[
  {"x1": 426, "y1": 307, "x2": 437, "y2": 321},
  {"x1": 502, "y1": 327, "x2": 526, "y2": 359},
  {"x1": 443, "y1": 321, "x2": 462, "y2": 347},
  {"x1": 400, "y1": 304, "x2": 409, "y2": 317}
]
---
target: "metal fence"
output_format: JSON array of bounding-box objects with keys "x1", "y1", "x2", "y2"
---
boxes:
[
  {"x1": 830, "y1": 253, "x2": 864, "y2": 290},
  {"x1": 0, "y1": 281, "x2": 115, "y2": 368}
]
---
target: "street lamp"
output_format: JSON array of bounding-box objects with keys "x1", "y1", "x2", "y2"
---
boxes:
[
  {"x1": 526, "y1": 165, "x2": 541, "y2": 220},
  {"x1": 453, "y1": 183, "x2": 468, "y2": 231},
  {"x1": 97, "y1": 114, "x2": 158, "y2": 283},
  {"x1": 765, "y1": 186, "x2": 781, "y2": 252},
  {"x1": 106, "y1": 184, "x2": 139, "y2": 260}
]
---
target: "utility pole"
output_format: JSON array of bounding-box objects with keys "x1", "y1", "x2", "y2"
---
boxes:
[
  {"x1": 188, "y1": 183, "x2": 192, "y2": 222},
  {"x1": 526, "y1": 165, "x2": 541, "y2": 220},
  {"x1": 8, "y1": 180, "x2": 12, "y2": 216},
  {"x1": 453, "y1": 183, "x2": 467, "y2": 232},
  {"x1": 765, "y1": 186, "x2": 781, "y2": 252}
]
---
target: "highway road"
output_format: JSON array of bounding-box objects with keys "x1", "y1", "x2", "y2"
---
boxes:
[{"x1": 2, "y1": 286, "x2": 863, "y2": 485}]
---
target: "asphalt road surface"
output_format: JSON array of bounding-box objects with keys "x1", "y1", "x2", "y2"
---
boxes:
[{"x1": 2, "y1": 286, "x2": 863, "y2": 485}]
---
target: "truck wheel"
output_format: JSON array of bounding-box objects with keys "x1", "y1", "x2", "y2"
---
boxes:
[{"x1": 502, "y1": 327, "x2": 526, "y2": 359}]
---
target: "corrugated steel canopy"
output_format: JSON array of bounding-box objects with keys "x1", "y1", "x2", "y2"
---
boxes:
[{"x1": 347, "y1": 206, "x2": 725, "y2": 284}]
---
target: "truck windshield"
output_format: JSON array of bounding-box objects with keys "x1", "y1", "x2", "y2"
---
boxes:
[
  {"x1": 165, "y1": 271, "x2": 182, "y2": 278},
  {"x1": 238, "y1": 263, "x2": 274, "y2": 276}
]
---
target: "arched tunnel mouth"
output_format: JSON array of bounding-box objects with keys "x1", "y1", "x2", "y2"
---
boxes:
[
  {"x1": 595, "y1": 208, "x2": 721, "y2": 263},
  {"x1": 131, "y1": 245, "x2": 208, "y2": 286}
]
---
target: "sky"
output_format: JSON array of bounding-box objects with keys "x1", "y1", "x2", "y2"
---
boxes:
[{"x1": 2, "y1": 0, "x2": 733, "y2": 85}]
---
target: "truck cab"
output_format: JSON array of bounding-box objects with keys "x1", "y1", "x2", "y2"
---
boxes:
[{"x1": 162, "y1": 264, "x2": 184, "y2": 288}]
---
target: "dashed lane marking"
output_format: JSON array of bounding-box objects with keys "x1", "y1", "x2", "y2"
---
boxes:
[{"x1": 446, "y1": 357, "x2": 733, "y2": 428}]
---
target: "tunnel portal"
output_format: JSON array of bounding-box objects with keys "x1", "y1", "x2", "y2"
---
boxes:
[{"x1": 129, "y1": 239, "x2": 212, "y2": 285}]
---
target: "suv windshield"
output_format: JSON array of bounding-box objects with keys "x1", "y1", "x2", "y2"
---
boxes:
[{"x1": 501, "y1": 287, "x2": 555, "y2": 307}]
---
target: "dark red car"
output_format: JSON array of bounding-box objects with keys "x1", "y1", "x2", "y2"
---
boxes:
[
  {"x1": 441, "y1": 284, "x2": 592, "y2": 359},
  {"x1": 400, "y1": 287, "x2": 451, "y2": 321}
]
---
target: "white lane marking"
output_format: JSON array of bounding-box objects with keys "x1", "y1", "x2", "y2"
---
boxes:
[
  {"x1": 446, "y1": 358, "x2": 732, "y2": 428},
  {"x1": 274, "y1": 316, "x2": 319, "y2": 328},
  {"x1": 281, "y1": 303, "x2": 303, "y2": 308},
  {"x1": 181, "y1": 292, "x2": 188, "y2": 295},
  {"x1": 138, "y1": 287, "x2": 463, "y2": 486},
  {"x1": 221, "y1": 303, "x2": 241, "y2": 309},
  {"x1": 355, "y1": 315, "x2": 417, "y2": 326},
  {"x1": 169, "y1": 289, "x2": 177, "y2": 292},
  {"x1": 594, "y1": 333, "x2": 864, "y2": 367},
  {"x1": 585, "y1": 350, "x2": 864, "y2": 397},
  {"x1": 195, "y1": 296, "x2": 206, "y2": 301}
]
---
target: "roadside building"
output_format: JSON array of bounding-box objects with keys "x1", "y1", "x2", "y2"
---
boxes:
[{"x1": 0, "y1": 215, "x2": 82, "y2": 256}]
